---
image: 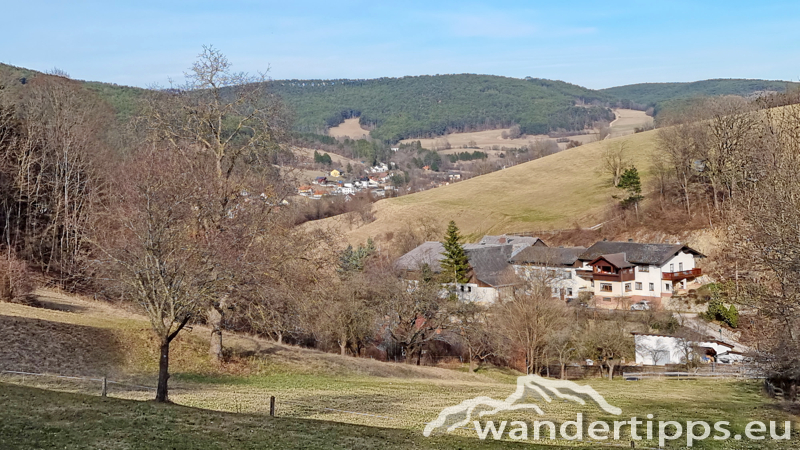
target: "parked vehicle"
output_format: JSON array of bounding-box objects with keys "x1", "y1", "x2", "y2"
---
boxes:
[{"x1": 630, "y1": 300, "x2": 651, "y2": 311}]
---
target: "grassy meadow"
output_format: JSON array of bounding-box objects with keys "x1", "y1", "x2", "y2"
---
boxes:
[
  {"x1": 319, "y1": 129, "x2": 659, "y2": 245},
  {"x1": 1, "y1": 290, "x2": 798, "y2": 449}
]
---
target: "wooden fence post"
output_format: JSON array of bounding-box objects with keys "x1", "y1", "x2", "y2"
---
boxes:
[
  {"x1": 101, "y1": 377, "x2": 108, "y2": 397},
  {"x1": 270, "y1": 396, "x2": 275, "y2": 417}
]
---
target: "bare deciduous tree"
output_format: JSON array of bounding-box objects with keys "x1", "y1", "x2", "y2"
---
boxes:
[
  {"x1": 494, "y1": 275, "x2": 568, "y2": 375},
  {"x1": 140, "y1": 46, "x2": 292, "y2": 360},
  {"x1": 601, "y1": 141, "x2": 629, "y2": 187}
]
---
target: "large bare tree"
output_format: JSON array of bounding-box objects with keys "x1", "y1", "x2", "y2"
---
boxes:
[{"x1": 140, "y1": 46, "x2": 292, "y2": 360}]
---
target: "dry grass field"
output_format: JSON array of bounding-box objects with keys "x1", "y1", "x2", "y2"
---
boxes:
[
  {"x1": 1, "y1": 289, "x2": 797, "y2": 449},
  {"x1": 327, "y1": 118, "x2": 372, "y2": 140},
  {"x1": 312, "y1": 128, "x2": 659, "y2": 245},
  {"x1": 608, "y1": 109, "x2": 654, "y2": 138},
  {"x1": 396, "y1": 109, "x2": 652, "y2": 152}
]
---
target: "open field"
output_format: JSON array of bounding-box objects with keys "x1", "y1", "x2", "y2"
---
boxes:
[
  {"x1": 608, "y1": 109, "x2": 654, "y2": 138},
  {"x1": 2, "y1": 290, "x2": 797, "y2": 449},
  {"x1": 311, "y1": 128, "x2": 660, "y2": 245},
  {"x1": 396, "y1": 109, "x2": 648, "y2": 152},
  {"x1": 328, "y1": 118, "x2": 373, "y2": 140}
]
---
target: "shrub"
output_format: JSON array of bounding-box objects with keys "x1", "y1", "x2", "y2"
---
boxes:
[
  {"x1": 703, "y1": 299, "x2": 739, "y2": 328},
  {"x1": 0, "y1": 254, "x2": 35, "y2": 303}
]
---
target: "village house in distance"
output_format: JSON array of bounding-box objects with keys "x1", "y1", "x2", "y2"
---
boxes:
[{"x1": 396, "y1": 235, "x2": 705, "y2": 309}]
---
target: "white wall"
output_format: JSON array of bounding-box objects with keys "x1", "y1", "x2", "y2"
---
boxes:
[
  {"x1": 512, "y1": 265, "x2": 590, "y2": 300},
  {"x1": 634, "y1": 335, "x2": 688, "y2": 365}
]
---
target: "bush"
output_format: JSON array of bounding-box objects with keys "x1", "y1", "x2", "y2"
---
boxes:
[
  {"x1": 703, "y1": 299, "x2": 739, "y2": 328},
  {"x1": 0, "y1": 254, "x2": 35, "y2": 303}
]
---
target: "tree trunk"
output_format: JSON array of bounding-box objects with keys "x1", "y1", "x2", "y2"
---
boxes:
[
  {"x1": 560, "y1": 363, "x2": 566, "y2": 380},
  {"x1": 416, "y1": 347, "x2": 422, "y2": 366},
  {"x1": 339, "y1": 332, "x2": 347, "y2": 356},
  {"x1": 468, "y1": 346, "x2": 475, "y2": 373},
  {"x1": 276, "y1": 331, "x2": 283, "y2": 345},
  {"x1": 607, "y1": 361, "x2": 616, "y2": 380},
  {"x1": 208, "y1": 305, "x2": 223, "y2": 360},
  {"x1": 156, "y1": 340, "x2": 170, "y2": 402}
]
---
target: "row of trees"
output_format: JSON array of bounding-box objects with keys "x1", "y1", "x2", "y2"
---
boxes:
[{"x1": 627, "y1": 91, "x2": 800, "y2": 390}]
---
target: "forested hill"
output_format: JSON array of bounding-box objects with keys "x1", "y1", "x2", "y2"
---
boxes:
[
  {"x1": 601, "y1": 79, "x2": 798, "y2": 114},
  {"x1": 2, "y1": 62, "x2": 796, "y2": 142},
  {"x1": 267, "y1": 75, "x2": 615, "y2": 141}
]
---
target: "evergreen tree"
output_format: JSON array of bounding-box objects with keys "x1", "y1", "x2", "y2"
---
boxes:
[
  {"x1": 616, "y1": 166, "x2": 644, "y2": 212},
  {"x1": 440, "y1": 221, "x2": 470, "y2": 284},
  {"x1": 338, "y1": 238, "x2": 376, "y2": 273}
]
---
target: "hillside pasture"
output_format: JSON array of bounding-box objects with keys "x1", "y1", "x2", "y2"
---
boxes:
[
  {"x1": 608, "y1": 109, "x2": 654, "y2": 138},
  {"x1": 313, "y1": 129, "x2": 659, "y2": 245},
  {"x1": 398, "y1": 109, "x2": 646, "y2": 153},
  {"x1": 327, "y1": 118, "x2": 372, "y2": 140}
]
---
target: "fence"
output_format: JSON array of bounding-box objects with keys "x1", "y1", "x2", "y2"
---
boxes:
[
  {"x1": 0, "y1": 368, "x2": 664, "y2": 449},
  {"x1": 623, "y1": 364, "x2": 761, "y2": 380}
]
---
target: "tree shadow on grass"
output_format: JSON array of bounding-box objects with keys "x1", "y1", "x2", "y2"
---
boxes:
[{"x1": 0, "y1": 314, "x2": 124, "y2": 377}]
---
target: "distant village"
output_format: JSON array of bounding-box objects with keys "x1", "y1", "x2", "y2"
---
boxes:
[{"x1": 297, "y1": 161, "x2": 463, "y2": 200}]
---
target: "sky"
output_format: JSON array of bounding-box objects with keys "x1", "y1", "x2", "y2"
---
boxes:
[{"x1": 2, "y1": 1, "x2": 799, "y2": 89}]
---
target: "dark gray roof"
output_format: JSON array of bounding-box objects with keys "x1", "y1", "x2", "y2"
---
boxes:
[
  {"x1": 510, "y1": 246, "x2": 586, "y2": 266},
  {"x1": 478, "y1": 234, "x2": 543, "y2": 247},
  {"x1": 395, "y1": 241, "x2": 519, "y2": 287},
  {"x1": 579, "y1": 241, "x2": 704, "y2": 266},
  {"x1": 591, "y1": 252, "x2": 634, "y2": 269},
  {"x1": 464, "y1": 244, "x2": 518, "y2": 287},
  {"x1": 394, "y1": 241, "x2": 445, "y2": 272}
]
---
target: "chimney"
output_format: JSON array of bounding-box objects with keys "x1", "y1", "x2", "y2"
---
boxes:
[{"x1": 628, "y1": 238, "x2": 634, "y2": 242}]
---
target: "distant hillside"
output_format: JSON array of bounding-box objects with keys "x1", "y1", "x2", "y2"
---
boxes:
[
  {"x1": 601, "y1": 79, "x2": 798, "y2": 115},
  {"x1": 3, "y1": 62, "x2": 795, "y2": 143},
  {"x1": 310, "y1": 130, "x2": 660, "y2": 245},
  {"x1": 268, "y1": 74, "x2": 615, "y2": 141},
  {"x1": 0, "y1": 63, "x2": 148, "y2": 123}
]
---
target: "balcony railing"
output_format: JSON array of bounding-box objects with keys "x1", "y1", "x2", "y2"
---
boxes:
[{"x1": 662, "y1": 268, "x2": 702, "y2": 280}]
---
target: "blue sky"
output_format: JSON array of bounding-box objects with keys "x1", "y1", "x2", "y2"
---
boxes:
[{"x1": 2, "y1": 1, "x2": 798, "y2": 89}]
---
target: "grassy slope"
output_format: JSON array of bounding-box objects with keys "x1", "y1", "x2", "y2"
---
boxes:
[
  {"x1": 325, "y1": 130, "x2": 658, "y2": 245},
  {"x1": 1, "y1": 291, "x2": 798, "y2": 449}
]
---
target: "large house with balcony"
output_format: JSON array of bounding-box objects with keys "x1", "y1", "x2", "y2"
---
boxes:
[
  {"x1": 575, "y1": 241, "x2": 705, "y2": 308},
  {"x1": 395, "y1": 237, "x2": 705, "y2": 309}
]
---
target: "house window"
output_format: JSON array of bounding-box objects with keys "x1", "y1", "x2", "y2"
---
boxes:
[
  {"x1": 665, "y1": 283, "x2": 672, "y2": 291},
  {"x1": 567, "y1": 288, "x2": 573, "y2": 297},
  {"x1": 649, "y1": 283, "x2": 654, "y2": 291},
  {"x1": 566, "y1": 271, "x2": 573, "y2": 279},
  {"x1": 591, "y1": 280, "x2": 595, "y2": 287},
  {"x1": 600, "y1": 283, "x2": 613, "y2": 292},
  {"x1": 669, "y1": 263, "x2": 674, "y2": 272},
  {"x1": 624, "y1": 283, "x2": 632, "y2": 292},
  {"x1": 679, "y1": 262, "x2": 684, "y2": 271},
  {"x1": 635, "y1": 282, "x2": 643, "y2": 290},
  {"x1": 639, "y1": 266, "x2": 649, "y2": 273}
]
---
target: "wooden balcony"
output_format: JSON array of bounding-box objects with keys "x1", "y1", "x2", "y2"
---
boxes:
[
  {"x1": 593, "y1": 271, "x2": 636, "y2": 282},
  {"x1": 662, "y1": 268, "x2": 702, "y2": 281}
]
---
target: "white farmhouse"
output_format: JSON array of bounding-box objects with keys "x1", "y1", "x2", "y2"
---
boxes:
[{"x1": 575, "y1": 241, "x2": 705, "y2": 309}]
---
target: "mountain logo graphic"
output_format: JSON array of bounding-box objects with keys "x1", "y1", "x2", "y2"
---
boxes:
[{"x1": 423, "y1": 374, "x2": 622, "y2": 437}]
